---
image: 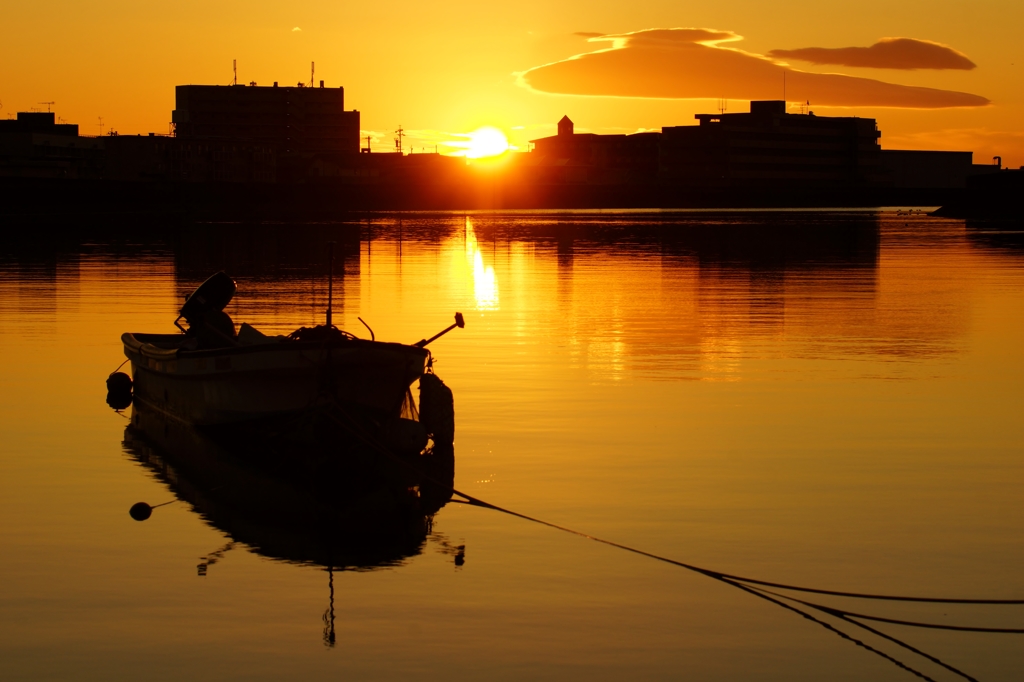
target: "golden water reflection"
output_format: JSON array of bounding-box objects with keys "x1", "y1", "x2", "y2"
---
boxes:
[
  {"x1": 461, "y1": 218, "x2": 499, "y2": 310},
  {"x1": 2, "y1": 213, "x2": 1024, "y2": 681}
]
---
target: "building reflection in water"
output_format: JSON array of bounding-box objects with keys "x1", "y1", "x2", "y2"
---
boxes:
[
  {"x1": 303, "y1": 212, "x2": 990, "y2": 387},
  {"x1": 172, "y1": 221, "x2": 362, "y2": 333},
  {"x1": 965, "y1": 219, "x2": 1024, "y2": 254},
  {"x1": 449, "y1": 213, "x2": 883, "y2": 383}
]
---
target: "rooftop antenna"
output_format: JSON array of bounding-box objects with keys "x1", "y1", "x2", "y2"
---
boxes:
[
  {"x1": 98, "y1": 116, "x2": 104, "y2": 136},
  {"x1": 40, "y1": 101, "x2": 55, "y2": 113},
  {"x1": 395, "y1": 125, "x2": 405, "y2": 154},
  {"x1": 783, "y1": 71, "x2": 786, "y2": 103},
  {"x1": 366, "y1": 134, "x2": 372, "y2": 152},
  {"x1": 233, "y1": 59, "x2": 237, "y2": 86},
  {"x1": 718, "y1": 99, "x2": 727, "y2": 115}
]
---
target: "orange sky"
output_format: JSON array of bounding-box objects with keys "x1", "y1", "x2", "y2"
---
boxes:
[{"x1": 2, "y1": 0, "x2": 1022, "y2": 165}]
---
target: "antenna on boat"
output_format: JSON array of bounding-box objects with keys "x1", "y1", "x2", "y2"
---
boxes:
[{"x1": 326, "y1": 241, "x2": 335, "y2": 328}]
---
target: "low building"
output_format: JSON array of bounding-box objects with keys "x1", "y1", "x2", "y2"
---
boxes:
[
  {"x1": 529, "y1": 116, "x2": 660, "y2": 183},
  {"x1": 103, "y1": 134, "x2": 275, "y2": 183},
  {"x1": 880, "y1": 149, "x2": 999, "y2": 189},
  {"x1": 0, "y1": 112, "x2": 103, "y2": 179},
  {"x1": 529, "y1": 103, "x2": 888, "y2": 190},
  {"x1": 0, "y1": 111, "x2": 79, "y2": 137},
  {"x1": 660, "y1": 101, "x2": 884, "y2": 188}
]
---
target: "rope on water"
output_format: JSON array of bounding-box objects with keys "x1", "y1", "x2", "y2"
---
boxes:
[
  {"x1": 724, "y1": 579, "x2": 945, "y2": 682},
  {"x1": 321, "y1": 400, "x2": 1024, "y2": 679},
  {"x1": 325, "y1": 400, "x2": 1024, "y2": 608}
]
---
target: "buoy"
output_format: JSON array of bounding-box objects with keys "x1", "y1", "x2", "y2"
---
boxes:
[
  {"x1": 129, "y1": 502, "x2": 152, "y2": 521},
  {"x1": 106, "y1": 372, "x2": 133, "y2": 410},
  {"x1": 106, "y1": 372, "x2": 132, "y2": 393}
]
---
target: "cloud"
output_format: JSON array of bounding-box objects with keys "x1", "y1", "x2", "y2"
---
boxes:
[
  {"x1": 519, "y1": 28, "x2": 989, "y2": 109},
  {"x1": 292, "y1": 26, "x2": 301, "y2": 32},
  {"x1": 574, "y1": 32, "x2": 604, "y2": 38},
  {"x1": 769, "y1": 38, "x2": 976, "y2": 70}
]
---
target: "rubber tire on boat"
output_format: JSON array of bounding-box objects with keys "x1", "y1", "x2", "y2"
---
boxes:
[{"x1": 420, "y1": 373, "x2": 455, "y2": 448}]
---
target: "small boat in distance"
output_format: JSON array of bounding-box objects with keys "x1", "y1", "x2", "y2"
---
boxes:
[{"x1": 116, "y1": 261, "x2": 462, "y2": 455}]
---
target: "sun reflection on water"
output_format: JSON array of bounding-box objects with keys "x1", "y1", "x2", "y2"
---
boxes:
[{"x1": 463, "y1": 219, "x2": 498, "y2": 309}]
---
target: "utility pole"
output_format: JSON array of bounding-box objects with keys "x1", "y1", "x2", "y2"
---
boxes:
[
  {"x1": 395, "y1": 125, "x2": 405, "y2": 154},
  {"x1": 310, "y1": 61, "x2": 315, "y2": 88},
  {"x1": 233, "y1": 59, "x2": 237, "y2": 85}
]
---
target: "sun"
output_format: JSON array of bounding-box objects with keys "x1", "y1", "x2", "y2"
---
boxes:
[{"x1": 459, "y1": 126, "x2": 510, "y2": 159}]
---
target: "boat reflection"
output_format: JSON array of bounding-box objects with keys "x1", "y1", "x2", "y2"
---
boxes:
[{"x1": 121, "y1": 400, "x2": 455, "y2": 569}]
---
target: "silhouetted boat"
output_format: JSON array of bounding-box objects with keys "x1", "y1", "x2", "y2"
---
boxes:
[
  {"x1": 117, "y1": 271, "x2": 460, "y2": 453},
  {"x1": 122, "y1": 323, "x2": 430, "y2": 426}
]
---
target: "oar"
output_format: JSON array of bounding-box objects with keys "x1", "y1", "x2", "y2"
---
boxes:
[{"x1": 414, "y1": 312, "x2": 465, "y2": 348}]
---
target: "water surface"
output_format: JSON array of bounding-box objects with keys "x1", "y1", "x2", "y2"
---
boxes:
[{"x1": 1, "y1": 212, "x2": 1023, "y2": 680}]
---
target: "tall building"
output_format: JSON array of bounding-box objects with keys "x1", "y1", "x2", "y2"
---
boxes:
[{"x1": 172, "y1": 82, "x2": 360, "y2": 155}]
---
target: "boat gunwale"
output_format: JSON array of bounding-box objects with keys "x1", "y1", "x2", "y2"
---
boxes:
[{"x1": 122, "y1": 331, "x2": 430, "y2": 362}]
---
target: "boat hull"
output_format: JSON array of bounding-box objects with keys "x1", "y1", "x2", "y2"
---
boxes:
[{"x1": 123, "y1": 332, "x2": 429, "y2": 426}]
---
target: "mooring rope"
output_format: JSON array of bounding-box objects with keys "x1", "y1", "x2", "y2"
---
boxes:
[
  {"x1": 328, "y1": 401, "x2": 1024, "y2": 609},
  {"x1": 724, "y1": 579, "x2": 946, "y2": 682}
]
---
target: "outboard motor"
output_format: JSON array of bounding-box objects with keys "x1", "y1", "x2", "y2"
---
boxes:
[{"x1": 175, "y1": 272, "x2": 238, "y2": 346}]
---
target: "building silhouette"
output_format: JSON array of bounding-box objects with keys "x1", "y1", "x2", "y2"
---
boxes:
[
  {"x1": 530, "y1": 101, "x2": 884, "y2": 187},
  {"x1": 661, "y1": 101, "x2": 884, "y2": 187},
  {"x1": 172, "y1": 82, "x2": 360, "y2": 155},
  {"x1": 529, "y1": 115, "x2": 660, "y2": 183},
  {"x1": 0, "y1": 112, "x2": 79, "y2": 136},
  {"x1": 530, "y1": 101, "x2": 997, "y2": 192},
  {"x1": 0, "y1": 112, "x2": 103, "y2": 179},
  {"x1": 0, "y1": 94, "x2": 1012, "y2": 212}
]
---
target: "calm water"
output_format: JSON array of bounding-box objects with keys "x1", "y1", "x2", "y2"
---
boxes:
[{"x1": 1, "y1": 212, "x2": 1023, "y2": 681}]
